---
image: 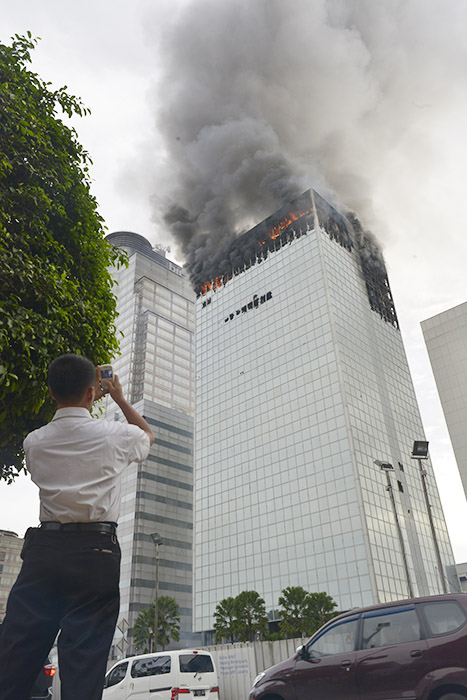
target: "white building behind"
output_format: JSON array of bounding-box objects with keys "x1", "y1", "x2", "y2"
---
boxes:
[
  {"x1": 0, "y1": 530, "x2": 23, "y2": 623},
  {"x1": 421, "y1": 301, "x2": 467, "y2": 503}
]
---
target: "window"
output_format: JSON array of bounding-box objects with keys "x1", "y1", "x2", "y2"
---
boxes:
[
  {"x1": 131, "y1": 655, "x2": 171, "y2": 677},
  {"x1": 422, "y1": 601, "x2": 466, "y2": 636},
  {"x1": 362, "y1": 607, "x2": 421, "y2": 649},
  {"x1": 307, "y1": 618, "x2": 359, "y2": 657},
  {"x1": 179, "y1": 654, "x2": 214, "y2": 673},
  {"x1": 106, "y1": 662, "x2": 128, "y2": 687}
]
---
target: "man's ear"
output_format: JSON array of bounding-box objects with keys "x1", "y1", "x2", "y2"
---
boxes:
[
  {"x1": 48, "y1": 387, "x2": 55, "y2": 400},
  {"x1": 87, "y1": 385, "x2": 95, "y2": 404}
]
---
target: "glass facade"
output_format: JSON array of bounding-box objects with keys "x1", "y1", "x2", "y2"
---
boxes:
[
  {"x1": 194, "y1": 192, "x2": 458, "y2": 634},
  {"x1": 104, "y1": 233, "x2": 198, "y2": 654}
]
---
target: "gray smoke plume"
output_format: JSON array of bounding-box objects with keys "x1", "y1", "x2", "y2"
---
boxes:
[{"x1": 147, "y1": 0, "x2": 467, "y2": 287}]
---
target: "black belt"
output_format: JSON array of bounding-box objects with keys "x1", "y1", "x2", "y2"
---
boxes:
[{"x1": 40, "y1": 522, "x2": 117, "y2": 535}]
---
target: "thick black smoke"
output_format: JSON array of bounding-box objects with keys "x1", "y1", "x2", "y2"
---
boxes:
[{"x1": 147, "y1": 0, "x2": 467, "y2": 287}]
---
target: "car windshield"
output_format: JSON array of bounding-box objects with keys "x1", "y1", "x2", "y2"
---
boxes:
[{"x1": 179, "y1": 654, "x2": 214, "y2": 673}]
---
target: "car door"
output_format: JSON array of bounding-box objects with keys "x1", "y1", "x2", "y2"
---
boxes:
[
  {"x1": 419, "y1": 599, "x2": 467, "y2": 672},
  {"x1": 292, "y1": 616, "x2": 360, "y2": 700},
  {"x1": 128, "y1": 655, "x2": 173, "y2": 700},
  {"x1": 178, "y1": 652, "x2": 218, "y2": 698},
  {"x1": 146, "y1": 655, "x2": 173, "y2": 699},
  {"x1": 356, "y1": 605, "x2": 429, "y2": 700},
  {"x1": 103, "y1": 661, "x2": 129, "y2": 699}
]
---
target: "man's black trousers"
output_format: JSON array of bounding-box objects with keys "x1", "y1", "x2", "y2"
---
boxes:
[{"x1": 0, "y1": 527, "x2": 121, "y2": 700}]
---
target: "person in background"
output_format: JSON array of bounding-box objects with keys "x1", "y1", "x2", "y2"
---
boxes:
[{"x1": 0, "y1": 353, "x2": 154, "y2": 700}]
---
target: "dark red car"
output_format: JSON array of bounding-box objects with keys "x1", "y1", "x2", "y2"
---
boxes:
[{"x1": 249, "y1": 594, "x2": 467, "y2": 700}]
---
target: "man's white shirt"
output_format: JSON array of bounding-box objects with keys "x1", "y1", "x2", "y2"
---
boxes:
[{"x1": 23, "y1": 407, "x2": 150, "y2": 523}]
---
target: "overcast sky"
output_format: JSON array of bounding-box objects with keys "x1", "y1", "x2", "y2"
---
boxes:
[{"x1": 1, "y1": 0, "x2": 466, "y2": 563}]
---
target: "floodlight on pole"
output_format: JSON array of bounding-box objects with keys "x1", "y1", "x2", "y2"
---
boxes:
[
  {"x1": 374, "y1": 459, "x2": 414, "y2": 598},
  {"x1": 151, "y1": 533, "x2": 163, "y2": 547},
  {"x1": 410, "y1": 442, "x2": 448, "y2": 594},
  {"x1": 150, "y1": 532, "x2": 163, "y2": 651},
  {"x1": 412, "y1": 441, "x2": 429, "y2": 459},
  {"x1": 374, "y1": 460, "x2": 394, "y2": 471}
]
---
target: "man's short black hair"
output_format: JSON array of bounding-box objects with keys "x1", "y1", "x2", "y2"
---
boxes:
[{"x1": 48, "y1": 354, "x2": 95, "y2": 402}]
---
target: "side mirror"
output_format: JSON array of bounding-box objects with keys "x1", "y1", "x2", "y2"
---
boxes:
[{"x1": 296, "y1": 645, "x2": 307, "y2": 659}]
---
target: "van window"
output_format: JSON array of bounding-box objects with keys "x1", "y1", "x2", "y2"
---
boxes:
[
  {"x1": 131, "y1": 656, "x2": 171, "y2": 678},
  {"x1": 362, "y1": 607, "x2": 421, "y2": 649},
  {"x1": 179, "y1": 654, "x2": 214, "y2": 673},
  {"x1": 106, "y1": 662, "x2": 128, "y2": 687},
  {"x1": 307, "y1": 618, "x2": 358, "y2": 657},
  {"x1": 421, "y1": 601, "x2": 467, "y2": 637}
]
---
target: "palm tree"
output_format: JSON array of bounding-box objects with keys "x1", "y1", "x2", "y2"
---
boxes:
[
  {"x1": 213, "y1": 596, "x2": 237, "y2": 643},
  {"x1": 307, "y1": 592, "x2": 338, "y2": 633},
  {"x1": 133, "y1": 596, "x2": 180, "y2": 653},
  {"x1": 278, "y1": 587, "x2": 338, "y2": 638},
  {"x1": 234, "y1": 591, "x2": 268, "y2": 642},
  {"x1": 278, "y1": 586, "x2": 311, "y2": 638},
  {"x1": 157, "y1": 596, "x2": 181, "y2": 650},
  {"x1": 133, "y1": 606, "x2": 153, "y2": 654}
]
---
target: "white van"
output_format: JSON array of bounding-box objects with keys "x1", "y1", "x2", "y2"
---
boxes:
[{"x1": 103, "y1": 649, "x2": 219, "y2": 700}]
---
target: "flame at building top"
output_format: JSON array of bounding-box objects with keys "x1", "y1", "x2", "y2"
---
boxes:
[{"x1": 197, "y1": 188, "x2": 399, "y2": 329}]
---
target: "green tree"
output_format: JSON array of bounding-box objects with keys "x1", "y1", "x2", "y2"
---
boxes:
[
  {"x1": 307, "y1": 592, "x2": 338, "y2": 634},
  {"x1": 264, "y1": 632, "x2": 283, "y2": 641},
  {"x1": 278, "y1": 585, "x2": 311, "y2": 639},
  {"x1": 133, "y1": 596, "x2": 181, "y2": 653},
  {"x1": 213, "y1": 596, "x2": 237, "y2": 644},
  {"x1": 278, "y1": 587, "x2": 338, "y2": 639},
  {"x1": 233, "y1": 590, "x2": 268, "y2": 643},
  {"x1": 157, "y1": 595, "x2": 181, "y2": 650},
  {"x1": 0, "y1": 33, "x2": 126, "y2": 480},
  {"x1": 133, "y1": 606, "x2": 154, "y2": 654}
]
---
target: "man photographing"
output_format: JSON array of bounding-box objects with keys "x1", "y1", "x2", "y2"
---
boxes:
[{"x1": 0, "y1": 353, "x2": 154, "y2": 700}]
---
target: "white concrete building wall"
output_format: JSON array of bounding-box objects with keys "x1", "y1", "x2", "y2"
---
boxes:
[
  {"x1": 0, "y1": 530, "x2": 23, "y2": 622},
  {"x1": 421, "y1": 301, "x2": 467, "y2": 501}
]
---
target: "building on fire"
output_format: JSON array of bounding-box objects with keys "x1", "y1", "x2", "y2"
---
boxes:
[{"x1": 193, "y1": 189, "x2": 459, "y2": 641}]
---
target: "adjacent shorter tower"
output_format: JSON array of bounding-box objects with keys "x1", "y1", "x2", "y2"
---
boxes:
[
  {"x1": 193, "y1": 189, "x2": 458, "y2": 639},
  {"x1": 105, "y1": 232, "x2": 198, "y2": 653}
]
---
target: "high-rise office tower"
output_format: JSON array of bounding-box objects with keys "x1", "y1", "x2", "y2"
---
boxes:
[
  {"x1": 193, "y1": 190, "x2": 458, "y2": 638},
  {"x1": 105, "y1": 232, "x2": 198, "y2": 652},
  {"x1": 422, "y1": 301, "x2": 467, "y2": 502}
]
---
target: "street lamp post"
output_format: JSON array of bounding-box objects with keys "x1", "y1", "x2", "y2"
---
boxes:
[
  {"x1": 150, "y1": 532, "x2": 163, "y2": 652},
  {"x1": 374, "y1": 460, "x2": 414, "y2": 598},
  {"x1": 411, "y1": 441, "x2": 448, "y2": 594}
]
